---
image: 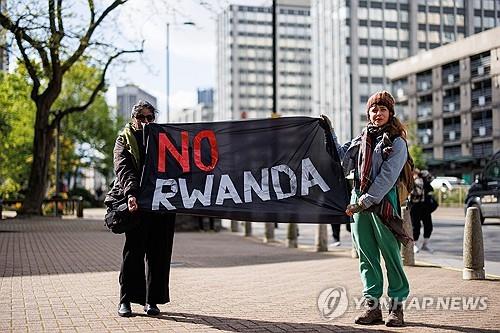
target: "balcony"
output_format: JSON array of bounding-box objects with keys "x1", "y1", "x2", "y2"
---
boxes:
[
  {"x1": 442, "y1": 61, "x2": 460, "y2": 85},
  {"x1": 472, "y1": 110, "x2": 493, "y2": 138},
  {"x1": 471, "y1": 51, "x2": 491, "y2": 79},
  {"x1": 443, "y1": 145, "x2": 462, "y2": 160},
  {"x1": 417, "y1": 103, "x2": 432, "y2": 117},
  {"x1": 472, "y1": 141, "x2": 493, "y2": 158},
  {"x1": 417, "y1": 70, "x2": 432, "y2": 92},
  {"x1": 471, "y1": 79, "x2": 492, "y2": 108}
]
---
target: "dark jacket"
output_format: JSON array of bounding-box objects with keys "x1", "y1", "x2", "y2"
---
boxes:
[{"x1": 104, "y1": 124, "x2": 141, "y2": 206}]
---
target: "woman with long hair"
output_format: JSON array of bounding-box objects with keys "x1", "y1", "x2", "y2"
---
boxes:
[{"x1": 323, "y1": 90, "x2": 412, "y2": 327}]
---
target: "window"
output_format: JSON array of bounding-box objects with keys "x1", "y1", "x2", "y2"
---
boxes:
[
  {"x1": 427, "y1": 13, "x2": 441, "y2": 25},
  {"x1": 385, "y1": 46, "x2": 399, "y2": 59},
  {"x1": 370, "y1": 46, "x2": 383, "y2": 58},
  {"x1": 358, "y1": 7, "x2": 368, "y2": 20},
  {"x1": 369, "y1": 8, "x2": 383, "y2": 20},
  {"x1": 399, "y1": 29, "x2": 409, "y2": 41},
  {"x1": 443, "y1": 14, "x2": 455, "y2": 26},
  {"x1": 358, "y1": 26, "x2": 368, "y2": 38},
  {"x1": 399, "y1": 10, "x2": 409, "y2": 23},
  {"x1": 417, "y1": 121, "x2": 433, "y2": 144},
  {"x1": 484, "y1": 160, "x2": 500, "y2": 181},
  {"x1": 444, "y1": 145, "x2": 462, "y2": 159},
  {"x1": 443, "y1": 116, "x2": 461, "y2": 141},
  {"x1": 384, "y1": 28, "x2": 398, "y2": 40},
  {"x1": 385, "y1": 9, "x2": 398, "y2": 21},
  {"x1": 472, "y1": 110, "x2": 493, "y2": 137},
  {"x1": 369, "y1": 27, "x2": 383, "y2": 39}
]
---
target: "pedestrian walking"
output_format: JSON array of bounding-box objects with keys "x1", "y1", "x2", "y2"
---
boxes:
[
  {"x1": 105, "y1": 100, "x2": 176, "y2": 317},
  {"x1": 322, "y1": 90, "x2": 412, "y2": 327},
  {"x1": 410, "y1": 169, "x2": 435, "y2": 253}
]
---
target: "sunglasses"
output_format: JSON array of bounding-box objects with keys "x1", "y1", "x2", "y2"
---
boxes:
[{"x1": 135, "y1": 114, "x2": 155, "y2": 122}]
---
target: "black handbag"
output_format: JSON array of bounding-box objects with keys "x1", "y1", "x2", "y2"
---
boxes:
[
  {"x1": 104, "y1": 197, "x2": 139, "y2": 234},
  {"x1": 427, "y1": 195, "x2": 439, "y2": 213}
]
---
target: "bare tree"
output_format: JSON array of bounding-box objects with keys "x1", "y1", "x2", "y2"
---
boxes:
[{"x1": 0, "y1": 0, "x2": 143, "y2": 214}]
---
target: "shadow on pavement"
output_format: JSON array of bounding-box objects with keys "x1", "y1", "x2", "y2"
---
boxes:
[
  {"x1": 405, "y1": 321, "x2": 499, "y2": 333},
  {"x1": 134, "y1": 311, "x2": 393, "y2": 332},
  {"x1": 0, "y1": 218, "x2": 337, "y2": 277}
]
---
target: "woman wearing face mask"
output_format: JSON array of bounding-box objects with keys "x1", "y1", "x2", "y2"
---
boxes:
[
  {"x1": 322, "y1": 91, "x2": 412, "y2": 327},
  {"x1": 105, "y1": 100, "x2": 176, "y2": 317}
]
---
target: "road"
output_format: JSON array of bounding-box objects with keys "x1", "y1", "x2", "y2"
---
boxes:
[{"x1": 222, "y1": 207, "x2": 500, "y2": 277}]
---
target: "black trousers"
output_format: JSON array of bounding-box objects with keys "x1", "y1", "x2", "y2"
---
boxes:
[
  {"x1": 410, "y1": 204, "x2": 433, "y2": 241},
  {"x1": 119, "y1": 212, "x2": 176, "y2": 305},
  {"x1": 330, "y1": 222, "x2": 351, "y2": 242}
]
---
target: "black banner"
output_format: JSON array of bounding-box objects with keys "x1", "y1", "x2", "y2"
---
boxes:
[{"x1": 139, "y1": 117, "x2": 349, "y2": 223}]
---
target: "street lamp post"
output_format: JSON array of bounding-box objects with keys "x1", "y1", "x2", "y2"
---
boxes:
[
  {"x1": 166, "y1": 22, "x2": 170, "y2": 123},
  {"x1": 166, "y1": 21, "x2": 196, "y2": 123}
]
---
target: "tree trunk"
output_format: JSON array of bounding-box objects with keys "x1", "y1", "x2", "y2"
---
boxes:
[{"x1": 20, "y1": 115, "x2": 55, "y2": 215}]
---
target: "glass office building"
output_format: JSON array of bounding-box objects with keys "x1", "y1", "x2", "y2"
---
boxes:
[{"x1": 216, "y1": 0, "x2": 312, "y2": 120}]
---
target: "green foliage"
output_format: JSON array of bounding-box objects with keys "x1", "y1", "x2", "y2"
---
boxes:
[
  {"x1": 409, "y1": 144, "x2": 427, "y2": 170},
  {"x1": 0, "y1": 63, "x2": 119, "y2": 198},
  {"x1": 0, "y1": 70, "x2": 36, "y2": 198}
]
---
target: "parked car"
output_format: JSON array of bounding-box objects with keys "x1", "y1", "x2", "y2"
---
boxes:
[
  {"x1": 465, "y1": 151, "x2": 500, "y2": 224},
  {"x1": 431, "y1": 176, "x2": 469, "y2": 191}
]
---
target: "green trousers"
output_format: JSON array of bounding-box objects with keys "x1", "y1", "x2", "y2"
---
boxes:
[{"x1": 351, "y1": 189, "x2": 410, "y2": 301}]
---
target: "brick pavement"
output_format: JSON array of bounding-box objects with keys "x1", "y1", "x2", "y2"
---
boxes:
[{"x1": 0, "y1": 216, "x2": 499, "y2": 332}]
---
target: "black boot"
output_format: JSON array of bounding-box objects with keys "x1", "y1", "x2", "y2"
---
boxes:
[
  {"x1": 118, "y1": 302, "x2": 132, "y2": 317},
  {"x1": 144, "y1": 303, "x2": 160, "y2": 316}
]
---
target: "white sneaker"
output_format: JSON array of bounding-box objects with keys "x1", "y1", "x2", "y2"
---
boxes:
[
  {"x1": 420, "y1": 243, "x2": 434, "y2": 253},
  {"x1": 421, "y1": 238, "x2": 434, "y2": 253},
  {"x1": 330, "y1": 241, "x2": 341, "y2": 247},
  {"x1": 413, "y1": 244, "x2": 420, "y2": 253}
]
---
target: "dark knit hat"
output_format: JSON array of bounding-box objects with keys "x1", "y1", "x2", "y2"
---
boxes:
[{"x1": 366, "y1": 90, "x2": 395, "y2": 117}]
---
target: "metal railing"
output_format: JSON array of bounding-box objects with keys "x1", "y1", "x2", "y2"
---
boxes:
[{"x1": 0, "y1": 197, "x2": 84, "y2": 218}]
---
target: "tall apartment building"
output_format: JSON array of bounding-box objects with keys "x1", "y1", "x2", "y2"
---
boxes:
[
  {"x1": 311, "y1": 0, "x2": 500, "y2": 143},
  {"x1": 387, "y1": 27, "x2": 500, "y2": 180},
  {"x1": 197, "y1": 88, "x2": 214, "y2": 107},
  {"x1": 216, "y1": 0, "x2": 312, "y2": 121},
  {"x1": 0, "y1": 0, "x2": 8, "y2": 72},
  {"x1": 116, "y1": 84, "x2": 157, "y2": 120}
]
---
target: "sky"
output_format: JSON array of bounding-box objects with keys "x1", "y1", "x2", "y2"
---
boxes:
[
  {"x1": 106, "y1": 0, "x2": 222, "y2": 122},
  {"x1": 106, "y1": 0, "x2": 273, "y2": 122}
]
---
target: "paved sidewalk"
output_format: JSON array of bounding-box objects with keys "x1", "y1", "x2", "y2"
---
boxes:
[{"x1": 0, "y1": 216, "x2": 499, "y2": 332}]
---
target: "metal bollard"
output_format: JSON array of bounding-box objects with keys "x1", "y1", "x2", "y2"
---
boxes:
[
  {"x1": 264, "y1": 222, "x2": 275, "y2": 243},
  {"x1": 463, "y1": 207, "x2": 485, "y2": 280},
  {"x1": 287, "y1": 223, "x2": 298, "y2": 248},
  {"x1": 401, "y1": 206, "x2": 415, "y2": 266},
  {"x1": 76, "y1": 197, "x2": 84, "y2": 218},
  {"x1": 0, "y1": 199, "x2": 3, "y2": 220},
  {"x1": 315, "y1": 224, "x2": 328, "y2": 252},
  {"x1": 230, "y1": 220, "x2": 240, "y2": 232},
  {"x1": 244, "y1": 221, "x2": 252, "y2": 237}
]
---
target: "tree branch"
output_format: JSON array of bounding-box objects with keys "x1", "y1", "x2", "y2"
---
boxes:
[
  {"x1": 56, "y1": 0, "x2": 64, "y2": 35},
  {"x1": 0, "y1": 12, "x2": 52, "y2": 77},
  {"x1": 49, "y1": 46, "x2": 143, "y2": 130},
  {"x1": 61, "y1": 0, "x2": 128, "y2": 73}
]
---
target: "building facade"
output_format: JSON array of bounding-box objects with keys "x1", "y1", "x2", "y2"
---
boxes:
[
  {"x1": 0, "y1": 0, "x2": 8, "y2": 72},
  {"x1": 311, "y1": 0, "x2": 500, "y2": 143},
  {"x1": 116, "y1": 84, "x2": 157, "y2": 120},
  {"x1": 387, "y1": 27, "x2": 500, "y2": 181},
  {"x1": 197, "y1": 88, "x2": 214, "y2": 107},
  {"x1": 216, "y1": 0, "x2": 312, "y2": 121}
]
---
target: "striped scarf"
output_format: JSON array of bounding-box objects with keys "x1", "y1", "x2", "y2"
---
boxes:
[{"x1": 358, "y1": 125, "x2": 413, "y2": 246}]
